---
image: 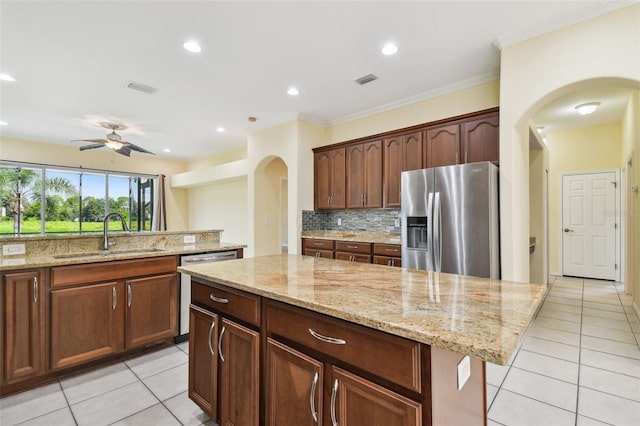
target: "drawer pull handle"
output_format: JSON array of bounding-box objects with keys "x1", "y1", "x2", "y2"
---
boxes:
[
  {"x1": 388, "y1": 259, "x2": 392, "y2": 266},
  {"x1": 330, "y1": 379, "x2": 339, "y2": 426},
  {"x1": 315, "y1": 251, "x2": 320, "y2": 258},
  {"x1": 33, "y1": 276, "x2": 38, "y2": 304},
  {"x1": 218, "y1": 326, "x2": 226, "y2": 362},
  {"x1": 309, "y1": 328, "x2": 346, "y2": 345},
  {"x1": 314, "y1": 242, "x2": 324, "y2": 246},
  {"x1": 310, "y1": 371, "x2": 319, "y2": 422},
  {"x1": 208, "y1": 320, "x2": 216, "y2": 356},
  {"x1": 210, "y1": 294, "x2": 229, "y2": 304},
  {"x1": 346, "y1": 245, "x2": 358, "y2": 249},
  {"x1": 386, "y1": 248, "x2": 399, "y2": 253}
]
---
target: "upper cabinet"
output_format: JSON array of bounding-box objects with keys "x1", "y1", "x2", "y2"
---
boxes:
[
  {"x1": 314, "y1": 148, "x2": 346, "y2": 210},
  {"x1": 313, "y1": 108, "x2": 498, "y2": 211},
  {"x1": 346, "y1": 140, "x2": 382, "y2": 209}
]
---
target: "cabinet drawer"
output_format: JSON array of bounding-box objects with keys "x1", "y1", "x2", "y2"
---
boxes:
[
  {"x1": 303, "y1": 239, "x2": 334, "y2": 250},
  {"x1": 373, "y1": 256, "x2": 402, "y2": 267},
  {"x1": 335, "y1": 252, "x2": 371, "y2": 263},
  {"x1": 335, "y1": 241, "x2": 372, "y2": 254},
  {"x1": 51, "y1": 256, "x2": 178, "y2": 288},
  {"x1": 373, "y1": 244, "x2": 401, "y2": 256},
  {"x1": 192, "y1": 279, "x2": 260, "y2": 327},
  {"x1": 266, "y1": 300, "x2": 421, "y2": 393},
  {"x1": 303, "y1": 248, "x2": 334, "y2": 259}
]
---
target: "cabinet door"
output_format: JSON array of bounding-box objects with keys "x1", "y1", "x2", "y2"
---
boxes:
[
  {"x1": 219, "y1": 318, "x2": 260, "y2": 426},
  {"x1": 330, "y1": 148, "x2": 346, "y2": 210},
  {"x1": 189, "y1": 305, "x2": 218, "y2": 420},
  {"x1": 346, "y1": 144, "x2": 366, "y2": 209},
  {"x1": 2, "y1": 270, "x2": 45, "y2": 383},
  {"x1": 462, "y1": 114, "x2": 499, "y2": 164},
  {"x1": 314, "y1": 151, "x2": 332, "y2": 210},
  {"x1": 265, "y1": 338, "x2": 323, "y2": 426},
  {"x1": 403, "y1": 131, "x2": 424, "y2": 172},
  {"x1": 363, "y1": 140, "x2": 383, "y2": 208},
  {"x1": 51, "y1": 282, "x2": 124, "y2": 370},
  {"x1": 426, "y1": 124, "x2": 460, "y2": 168},
  {"x1": 125, "y1": 273, "x2": 178, "y2": 348},
  {"x1": 383, "y1": 136, "x2": 402, "y2": 208},
  {"x1": 330, "y1": 367, "x2": 421, "y2": 426}
]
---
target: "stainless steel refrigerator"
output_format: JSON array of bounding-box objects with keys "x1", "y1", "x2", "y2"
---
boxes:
[{"x1": 401, "y1": 161, "x2": 500, "y2": 278}]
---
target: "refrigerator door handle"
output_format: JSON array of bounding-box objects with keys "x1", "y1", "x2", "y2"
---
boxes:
[
  {"x1": 427, "y1": 192, "x2": 434, "y2": 267},
  {"x1": 434, "y1": 192, "x2": 442, "y2": 272}
]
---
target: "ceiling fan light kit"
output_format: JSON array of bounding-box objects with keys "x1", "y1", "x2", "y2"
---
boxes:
[{"x1": 71, "y1": 122, "x2": 155, "y2": 156}]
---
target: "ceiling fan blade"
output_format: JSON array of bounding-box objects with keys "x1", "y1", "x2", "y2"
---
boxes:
[
  {"x1": 116, "y1": 146, "x2": 132, "y2": 157},
  {"x1": 71, "y1": 139, "x2": 108, "y2": 144},
  {"x1": 79, "y1": 143, "x2": 106, "y2": 151},
  {"x1": 124, "y1": 141, "x2": 155, "y2": 155}
]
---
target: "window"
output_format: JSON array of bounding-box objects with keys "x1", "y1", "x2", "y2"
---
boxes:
[{"x1": 0, "y1": 161, "x2": 156, "y2": 236}]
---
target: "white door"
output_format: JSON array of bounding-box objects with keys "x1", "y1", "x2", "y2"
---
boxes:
[{"x1": 562, "y1": 172, "x2": 616, "y2": 280}]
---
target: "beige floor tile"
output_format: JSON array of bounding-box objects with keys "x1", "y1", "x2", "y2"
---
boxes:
[
  {"x1": 512, "y1": 349, "x2": 579, "y2": 383},
  {"x1": 110, "y1": 403, "x2": 180, "y2": 426},
  {"x1": 501, "y1": 367, "x2": 577, "y2": 411},
  {"x1": 488, "y1": 389, "x2": 575, "y2": 426},
  {"x1": 164, "y1": 391, "x2": 211, "y2": 426},
  {"x1": 579, "y1": 365, "x2": 640, "y2": 402},
  {"x1": 580, "y1": 348, "x2": 640, "y2": 378},
  {"x1": 578, "y1": 387, "x2": 640, "y2": 425},
  {"x1": 0, "y1": 383, "x2": 68, "y2": 426}
]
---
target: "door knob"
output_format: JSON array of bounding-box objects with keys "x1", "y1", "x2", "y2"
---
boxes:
[{"x1": 564, "y1": 228, "x2": 573, "y2": 232}]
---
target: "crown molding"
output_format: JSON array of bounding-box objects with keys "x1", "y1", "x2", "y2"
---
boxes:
[{"x1": 494, "y1": 0, "x2": 636, "y2": 49}]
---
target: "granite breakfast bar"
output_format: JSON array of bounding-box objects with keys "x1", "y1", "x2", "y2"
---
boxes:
[{"x1": 180, "y1": 254, "x2": 547, "y2": 426}]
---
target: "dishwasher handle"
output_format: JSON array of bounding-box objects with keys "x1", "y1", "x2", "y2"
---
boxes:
[{"x1": 182, "y1": 252, "x2": 237, "y2": 263}]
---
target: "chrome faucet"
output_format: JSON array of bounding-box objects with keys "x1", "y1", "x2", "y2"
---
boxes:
[{"x1": 103, "y1": 212, "x2": 129, "y2": 250}]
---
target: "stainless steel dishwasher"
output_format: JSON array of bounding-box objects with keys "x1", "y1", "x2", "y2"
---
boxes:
[{"x1": 176, "y1": 250, "x2": 238, "y2": 342}]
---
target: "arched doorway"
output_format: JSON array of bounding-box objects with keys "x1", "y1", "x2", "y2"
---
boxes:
[{"x1": 253, "y1": 156, "x2": 288, "y2": 257}]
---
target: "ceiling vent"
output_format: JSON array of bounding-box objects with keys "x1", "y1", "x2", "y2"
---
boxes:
[
  {"x1": 126, "y1": 81, "x2": 157, "y2": 95},
  {"x1": 355, "y1": 74, "x2": 378, "y2": 85}
]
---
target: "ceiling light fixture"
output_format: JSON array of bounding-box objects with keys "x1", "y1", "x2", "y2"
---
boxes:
[
  {"x1": 287, "y1": 87, "x2": 300, "y2": 96},
  {"x1": 575, "y1": 102, "x2": 600, "y2": 115},
  {"x1": 163, "y1": 148, "x2": 171, "y2": 153},
  {"x1": 0, "y1": 121, "x2": 7, "y2": 126},
  {"x1": 183, "y1": 40, "x2": 202, "y2": 53},
  {"x1": 0, "y1": 74, "x2": 16, "y2": 82},
  {"x1": 216, "y1": 126, "x2": 225, "y2": 133},
  {"x1": 381, "y1": 43, "x2": 398, "y2": 55}
]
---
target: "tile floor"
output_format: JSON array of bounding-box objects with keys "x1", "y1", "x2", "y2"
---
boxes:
[{"x1": 1, "y1": 275, "x2": 639, "y2": 425}]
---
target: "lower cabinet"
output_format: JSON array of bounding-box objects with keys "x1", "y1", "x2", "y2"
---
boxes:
[
  {"x1": 189, "y1": 279, "x2": 260, "y2": 426},
  {"x1": 1, "y1": 269, "x2": 46, "y2": 385}
]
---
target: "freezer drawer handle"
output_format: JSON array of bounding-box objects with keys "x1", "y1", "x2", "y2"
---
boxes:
[
  {"x1": 210, "y1": 294, "x2": 229, "y2": 304},
  {"x1": 308, "y1": 328, "x2": 346, "y2": 345}
]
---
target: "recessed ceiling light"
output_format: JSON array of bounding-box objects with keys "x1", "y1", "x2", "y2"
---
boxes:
[
  {"x1": 163, "y1": 148, "x2": 171, "y2": 153},
  {"x1": 381, "y1": 43, "x2": 398, "y2": 55},
  {"x1": 575, "y1": 102, "x2": 600, "y2": 115},
  {"x1": 183, "y1": 40, "x2": 202, "y2": 53},
  {"x1": 0, "y1": 74, "x2": 15, "y2": 82},
  {"x1": 0, "y1": 121, "x2": 7, "y2": 126},
  {"x1": 287, "y1": 87, "x2": 300, "y2": 96},
  {"x1": 216, "y1": 126, "x2": 226, "y2": 133}
]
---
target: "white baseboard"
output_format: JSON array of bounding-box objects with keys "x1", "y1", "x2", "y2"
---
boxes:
[{"x1": 550, "y1": 271, "x2": 561, "y2": 277}]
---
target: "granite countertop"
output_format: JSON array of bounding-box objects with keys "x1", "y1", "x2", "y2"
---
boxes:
[
  {"x1": 0, "y1": 242, "x2": 246, "y2": 271},
  {"x1": 301, "y1": 230, "x2": 401, "y2": 245},
  {"x1": 179, "y1": 254, "x2": 546, "y2": 365}
]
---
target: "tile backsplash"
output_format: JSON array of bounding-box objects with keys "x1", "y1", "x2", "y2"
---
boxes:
[{"x1": 302, "y1": 209, "x2": 401, "y2": 233}]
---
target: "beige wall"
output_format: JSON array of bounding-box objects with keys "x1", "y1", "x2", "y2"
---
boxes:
[
  {"x1": 546, "y1": 123, "x2": 623, "y2": 275},
  {"x1": 529, "y1": 129, "x2": 549, "y2": 285},
  {"x1": 253, "y1": 158, "x2": 287, "y2": 256},
  {"x1": 0, "y1": 136, "x2": 189, "y2": 230},
  {"x1": 499, "y1": 3, "x2": 640, "y2": 282}
]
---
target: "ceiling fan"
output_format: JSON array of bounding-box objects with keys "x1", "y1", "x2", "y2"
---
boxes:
[{"x1": 72, "y1": 123, "x2": 154, "y2": 157}]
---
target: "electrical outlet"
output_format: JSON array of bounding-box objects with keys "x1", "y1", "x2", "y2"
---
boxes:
[
  {"x1": 394, "y1": 219, "x2": 400, "y2": 227},
  {"x1": 2, "y1": 243, "x2": 25, "y2": 256},
  {"x1": 337, "y1": 218, "x2": 342, "y2": 226},
  {"x1": 457, "y1": 355, "x2": 471, "y2": 390},
  {"x1": 183, "y1": 235, "x2": 196, "y2": 244}
]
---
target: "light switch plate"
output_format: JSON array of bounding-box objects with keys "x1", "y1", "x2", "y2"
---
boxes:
[
  {"x1": 337, "y1": 218, "x2": 342, "y2": 226},
  {"x1": 394, "y1": 219, "x2": 400, "y2": 227},
  {"x1": 2, "y1": 243, "x2": 25, "y2": 256},
  {"x1": 183, "y1": 235, "x2": 196, "y2": 244},
  {"x1": 457, "y1": 355, "x2": 471, "y2": 390}
]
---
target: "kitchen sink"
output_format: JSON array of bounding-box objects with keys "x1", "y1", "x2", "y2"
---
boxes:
[{"x1": 53, "y1": 248, "x2": 166, "y2": 259}]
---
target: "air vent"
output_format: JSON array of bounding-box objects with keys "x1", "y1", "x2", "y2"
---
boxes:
[
  {"x1": 355, "y1": 74, "x2": 378, "y2": 85},
  {"x1": 126, "y1": 81, "x2": 157, "y2": 95}
]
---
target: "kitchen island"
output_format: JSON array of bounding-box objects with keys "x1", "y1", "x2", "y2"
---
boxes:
[{"x1": 180, "y1": 254, "x2": 546, "y2": 426}]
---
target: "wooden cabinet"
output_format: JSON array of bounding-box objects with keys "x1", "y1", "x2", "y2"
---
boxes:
[
  {"x1": 335, "y1": 240, "x2": 372, "y2": 263},
  {"x1": 1, "y1": 269, "x2": 46, "y2": 384},
  {"x1": 462, "y1": 114, "x2": 499, "y2": 164},
  {"x1": 302, "y1": 238, "x2": 334, "y2": 258},
  {"x1": 346, "y1": 140, "x2": 383, "y2": 209},
  {"x1": 373, "y1": 243, "x2": 402, "y2": 267},
  {"x1": 50, "y1": 256, "x2": 178, "y2": 370},
  {"x1": 426, "y1": 124, "x2": 461, "y2": 168},
  {"x1": 189, "y1": 278, "x2": 261, "y2": 426},
  {"x1": 383, "y1": 131, "x2": 424, "y2": 208},
  {"x1": 188, "y1": 305, "x2": 218, "y2": 419},
  {"x1": 265, "y1": 338, "x2": 323, "y2": 426},
  {"x1": 314, "y1": 148, "x2": 346, "y2": 210},
  {"x1": 331, "y1": 366, "x2": 421, "y2": 426}
]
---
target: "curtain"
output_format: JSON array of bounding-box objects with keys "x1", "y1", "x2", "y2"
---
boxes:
[{"x1": 152, "y1": 174, "x2": 167, "y2": 231}]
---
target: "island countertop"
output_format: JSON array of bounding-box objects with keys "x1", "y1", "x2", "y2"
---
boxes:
[{"x1": 178, "y1": 254, "x2": 546, "y2": 365}]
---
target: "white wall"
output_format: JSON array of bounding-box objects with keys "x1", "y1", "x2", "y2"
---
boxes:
[{"x1": 499, "y1": 3, "x2": 640, "y2": 282}]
